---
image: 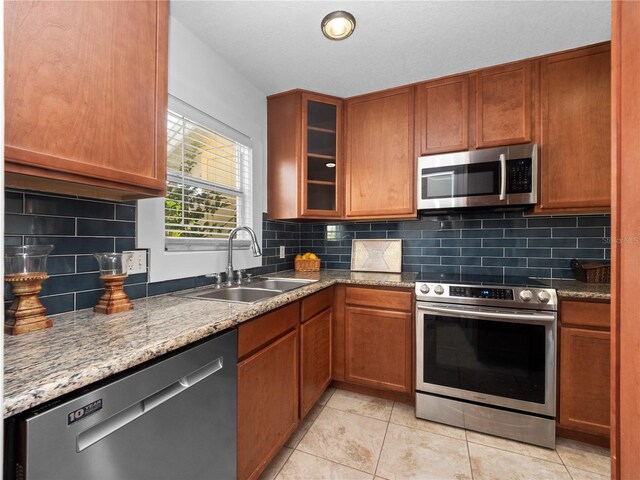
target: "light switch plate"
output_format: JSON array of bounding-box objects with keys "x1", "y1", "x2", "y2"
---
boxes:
[{"x1": 124, "y1": 250, "x2": 147, "y2": 275}]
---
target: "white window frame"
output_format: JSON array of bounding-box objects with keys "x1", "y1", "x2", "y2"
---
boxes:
[{"x1": 138, "y1": 97, "x2": 262, "y2": 283}]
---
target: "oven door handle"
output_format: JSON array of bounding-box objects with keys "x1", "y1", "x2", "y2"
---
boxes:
[
  {"x1": 499, "y1": 153, "x2": 507, "y2": 201},
  {"x1": 417, "y1": 304, "x2": 555, "y2": 323}
]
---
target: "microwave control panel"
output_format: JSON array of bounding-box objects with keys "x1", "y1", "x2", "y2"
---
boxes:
[{"x1": 507, "y1": 159, "x2": 532, "y2": 193}]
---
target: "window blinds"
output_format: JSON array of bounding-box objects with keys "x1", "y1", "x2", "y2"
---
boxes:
[{"x1": 164, "y1": 104, "x2": 252, "y2": 252}]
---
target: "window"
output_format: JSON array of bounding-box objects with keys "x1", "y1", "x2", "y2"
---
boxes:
[
  {"x1": 164, "y1": 105, "x2": 252, "y2": 251},
  {"x1": 137, "y1": 95, "x2": 261, "y2": 283}
]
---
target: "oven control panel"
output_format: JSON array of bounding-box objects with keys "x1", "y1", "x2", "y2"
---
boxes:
[
  {"x1": 450, "y1": 286, "x2": 514, "y2": 300},
  {"x1": 415, "y1": 282, "x2": 558, "y2": 310}
]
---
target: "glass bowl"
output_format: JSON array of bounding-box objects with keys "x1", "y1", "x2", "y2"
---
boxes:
[
  {"x1": 94, "y1": 252, "x2": 133, "y2": 276},
  {"x1": 5, "y1": 245, "x2": 54, "y2": 275}
]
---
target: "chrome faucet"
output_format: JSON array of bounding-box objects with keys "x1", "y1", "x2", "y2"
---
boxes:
[{"x1": 226, "y1": 226, "x2": 262, "y2": 286}]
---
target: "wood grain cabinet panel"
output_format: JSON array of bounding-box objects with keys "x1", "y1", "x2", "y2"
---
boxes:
[
  {"x1": 344, "y1": 305, "x2": 413, "y2": 394},
  {"x1": 558, "y1": 299, "x2": 611, "y2": 444},
  {"x1": 559, "y1": 327, "x2": 611, "y2": 437},
  {"x1": 416, "y1": 75, "x2": 469, "y2": 155},
  {"x1": 300, "y1": 308, "x2": 332, "y2": 418},
  {"x1": 267, "y1": 90, "x2": 343, "y2": 220},
  {"x1": 538, "y1": 44, "x2": 611, "y2": 212},
  {"x1": 345, "y1": 87, "x2": 416, "y2": 219},
  {"x1": 475, "y1": 61, "x2": 532, "y2": 148},
  {"x1": 4, "y1": 0, "x2": 168, "y2": 200},
  {"x1": 237, "y1": 329, "x2": 299, "y2": 480}
]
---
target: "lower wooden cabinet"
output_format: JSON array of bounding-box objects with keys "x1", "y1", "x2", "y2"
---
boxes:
[
  {"x1": 237, "y1": 306, "x2": 299, "y2": 480},
  {"x1": 335, "y1": 286, "x2": 414, "y2": 395},
  {"x1": 558, "y1": 300, "x2": 611, "y2": 443},
  {"x1": 300, "y1": 307, "x2": 332, "y2": 417}
]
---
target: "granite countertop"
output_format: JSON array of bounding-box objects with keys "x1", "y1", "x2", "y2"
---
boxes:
[
  {"x1": 4, "y1": 270, "x2": 417, "y2": 418},
  {"x1": 545, "y1": 279, "x2": 611, "y2": 301}
]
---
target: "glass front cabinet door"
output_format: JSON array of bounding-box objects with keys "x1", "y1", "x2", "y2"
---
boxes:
[{"x1": 301, "y1": 94, "x2": 342, "y2": 217}]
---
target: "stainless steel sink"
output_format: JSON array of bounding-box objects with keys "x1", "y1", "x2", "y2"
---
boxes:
[
  {"x1": 247, "y1": 278, "x2": 317, "y2": 292},
  {"x1": 180, "y1": 287, "x2": 282, "y2": 304},
  {"x1": 177, "y1": 277, "x2": 317, "y2": 304}
]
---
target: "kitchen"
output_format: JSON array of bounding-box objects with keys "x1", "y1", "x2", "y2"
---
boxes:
[{"x1": 2, "y1": 1, "x2": 639, "y2": 479}]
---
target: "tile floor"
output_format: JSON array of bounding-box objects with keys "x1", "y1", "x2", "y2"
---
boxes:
[{"x1": 259, "y1": 388, "x2": 611, "y2": 480}]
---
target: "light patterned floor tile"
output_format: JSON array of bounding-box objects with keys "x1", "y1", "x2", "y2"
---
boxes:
[
  {"x1": 276, "y1": 450, "x2": 373, "y2": 480},
  {"x1": 469, "y1": 442, "x2": 572, "y2": 480},
  {"x1": 297, "y1": 406, "x2": 388, "y2": 474},
  {"x1": 317, "y1": 387, "x2": 336, "y2": 406},
  {"x1": 285, "y1": 403, "x2": 324, "y2": 448},
  {"x1": 326, "y1": 389, "x2": 394, "y2": 421},
  {"x1": 389, "y1": 401, "x2": 466, "y2": 440},
  {"x1": 555, "y1": 438, "x2": 611, "y2": 477},
  {"x1": 259, "y1": 447, "x2": 294, "y2": 480},
  {"x1": 466, "y1": 430, "x2": 562, "y2": 464},
  {"x1": 376, "y1": 423, "x2": 472, "y2": 480},
  {"x1": 567, "y1": 466, "x2": 610, "y2": 480}
]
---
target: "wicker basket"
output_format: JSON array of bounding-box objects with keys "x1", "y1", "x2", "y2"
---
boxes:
[
  {"x1": 570, "y1": 259, "x2": 611, "y2": 283},
  {"x1": 295, "y1": 258, "x2": 321, "y2": 272}
]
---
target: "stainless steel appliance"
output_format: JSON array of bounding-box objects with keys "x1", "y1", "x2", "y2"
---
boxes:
[
  {"x1": 417, "y1": 143, "x2": 538, "y2": 211},
  {"x1": 415, "y1": 275, "x2": 557, "y2": 448},
  {"x1": 11, "y1": 330, "x2": 237, "y2": 480}
]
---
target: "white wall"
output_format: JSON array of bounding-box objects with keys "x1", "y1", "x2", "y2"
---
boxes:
[{"x1": 139, "y1": 16, "x2": 268, "y2": 282}]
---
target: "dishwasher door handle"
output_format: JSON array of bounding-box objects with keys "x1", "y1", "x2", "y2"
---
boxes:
[{"x1": 77, "y1": 356, "x2": 223, "y2": 452}]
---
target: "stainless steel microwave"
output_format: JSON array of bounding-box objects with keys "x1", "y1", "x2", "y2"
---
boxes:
[{"x1": 417, "y1": 144, "x2": 538, "y2": 211}]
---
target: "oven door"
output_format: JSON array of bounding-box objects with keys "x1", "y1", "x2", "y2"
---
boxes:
[{"x1": 416, "y1": 302, "x2": 556, "y2": 417}]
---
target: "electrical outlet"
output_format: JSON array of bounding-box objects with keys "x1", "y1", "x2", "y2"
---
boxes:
[
  {"x1": 279, "y1": 245, "x2": 286, "y2": 259},
  {"x1": 123, "y1": 250, "x2": 147, "y2": 275}
]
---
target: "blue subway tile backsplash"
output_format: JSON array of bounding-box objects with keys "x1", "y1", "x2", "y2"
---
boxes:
[{"x1": 4, "y1": 188, "x2": 611, "y2": 316}]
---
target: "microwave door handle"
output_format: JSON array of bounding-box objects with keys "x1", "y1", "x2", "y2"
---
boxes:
[{"x1": 499, "y1": 153, "x2": 507, "y2": 200}]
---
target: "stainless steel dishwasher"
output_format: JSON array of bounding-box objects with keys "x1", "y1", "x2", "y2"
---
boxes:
[{"x1": 12, "y1": 330, "x2": 237, "y2": 480}]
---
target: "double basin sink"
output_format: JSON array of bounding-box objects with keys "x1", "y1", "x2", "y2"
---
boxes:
[{"x1": 178, "y1": 277, "x2": 318, "y2": 304}]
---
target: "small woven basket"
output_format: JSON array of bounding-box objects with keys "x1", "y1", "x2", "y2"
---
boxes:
[
  {"x1": 295, "y1": 258, "x2": 321, "y2": 272},
  {"x1": 570, "y1": 259, "x2": 611, "y2": 283}
]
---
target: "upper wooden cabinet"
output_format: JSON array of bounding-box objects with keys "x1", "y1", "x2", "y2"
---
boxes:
[
  {"x1": 538, "y1": 44, "x2": 611, "y2": 212},
  {"x1": 4, "y1": 0, "x2": 168, "y2": 200},
  {"x1": 345, "y1": 86, "x2": 416, "y2": 219},
  {"x1": 416, "y1": 75, "x2": 470, "y2": 155},
  {"x1": 267, "y1": 90, "x2": 343, "y2": 220},
  {"x1": 475, "y1": 61, "x2": 533, "y2": 148}
]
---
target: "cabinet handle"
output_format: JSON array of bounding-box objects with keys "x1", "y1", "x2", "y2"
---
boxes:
[{"x1": 499, "y1": 153, "x2": 507, "y2": 201}]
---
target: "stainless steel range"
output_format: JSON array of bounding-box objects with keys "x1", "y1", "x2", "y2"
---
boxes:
[{"x1": 415, "y1": 275, "x2": 558, "y2": 448}]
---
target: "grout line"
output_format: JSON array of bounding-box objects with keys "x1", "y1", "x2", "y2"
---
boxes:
[
  {"x1": 373, "y1": 404, "x2": 392, "y2": 479},
  {"x1": 292, "y1": 447, "x2": 376, "y2": 477},
  {"x1": 466, "y1": 430, "x2": 475, "y2": 480}
]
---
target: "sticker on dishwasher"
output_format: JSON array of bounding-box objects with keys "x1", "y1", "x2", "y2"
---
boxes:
[{"x1": 68, "y1": 399, "x2": 103, "y2": 425}]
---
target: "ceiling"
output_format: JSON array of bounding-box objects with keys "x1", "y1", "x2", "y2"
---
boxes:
[{"x1": 170, "y1": 0, "x2": 611, "y2": 98}]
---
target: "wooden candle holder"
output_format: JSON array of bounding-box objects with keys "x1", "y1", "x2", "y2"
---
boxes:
[
  {"x1": 94, "y1": 274, "x2": 133, "y2": 315},
  {"x1": 5, "y1": 273, "x2": 52, "y2": 335}
]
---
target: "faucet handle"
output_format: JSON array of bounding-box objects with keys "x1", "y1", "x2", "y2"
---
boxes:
[
  {"x1": 234, "y1": 270, "x2": 242, "y2": 285},
  {"x1": 205, "y1": 273, "x2": 222, "y2": 289}
]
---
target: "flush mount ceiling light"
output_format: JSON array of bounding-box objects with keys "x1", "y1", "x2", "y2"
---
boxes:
[{"x1": 321, "y1": 11, "x2": 356, "y2": 41}]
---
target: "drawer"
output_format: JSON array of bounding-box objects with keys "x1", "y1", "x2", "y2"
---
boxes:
[
  {"x1": 345, "y1": 286, "x2": 413, "y2": 312},
  {"x1": 301, "y1": 287, "x2": 333, "y2": 323},
  {"x1": 560, "y1": 300, "x2": 610, "y2": 329},
  {"x1": 238, "y1": 302, "x2": 300, "y2": 359}
]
